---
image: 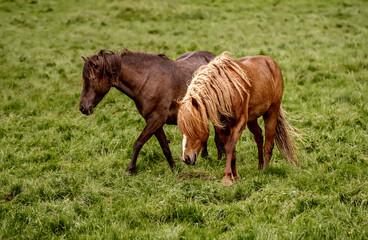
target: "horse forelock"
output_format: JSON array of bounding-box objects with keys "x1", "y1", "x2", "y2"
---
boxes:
[
  {"x1": 83, "y1": 50, "x2": 122, "y2": 84},
  {"x1": 178, "y1": 98, "x2": 209, "y2": 142},
  {"x1": 183, "y1": 52, "x2": 251, "y2": 129}
]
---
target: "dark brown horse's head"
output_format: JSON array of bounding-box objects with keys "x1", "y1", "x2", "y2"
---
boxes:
[{"x1": 79, "y1": 50, "x2": 121, "y2": 115}]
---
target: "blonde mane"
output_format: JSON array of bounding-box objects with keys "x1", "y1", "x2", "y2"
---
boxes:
[{"x1": 178, "y1": 52, "x2": 251, "y2": 139}]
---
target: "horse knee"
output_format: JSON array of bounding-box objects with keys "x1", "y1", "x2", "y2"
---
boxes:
[{"x1": 133, "y1": 140, "x2": 144, "y2": 151}]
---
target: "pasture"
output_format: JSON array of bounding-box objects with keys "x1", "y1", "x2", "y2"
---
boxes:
[{"x1": 1, "y1": 0, "x2": 367, "y2": 239}]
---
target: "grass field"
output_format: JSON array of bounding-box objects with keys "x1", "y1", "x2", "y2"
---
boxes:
[{"x1": 1, "y1": 0, "x2": 368, "y2": 239}]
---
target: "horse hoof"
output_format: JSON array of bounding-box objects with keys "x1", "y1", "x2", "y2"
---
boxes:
[
  {"x1": 128, "y1": 167, "x2": 137, "y2": 175},
  {"x1": 233, "y1": 174, "x2": 240, "y2": 182},
  {"x1": 170, "y1": 163, "x2": 177, "y2": 171},
  {"x1": 221, "y1": 177, "x2": 233, "y2": 186},
  {"x1": 172, "y1": 165, "x2": 182, "y2": 173}
]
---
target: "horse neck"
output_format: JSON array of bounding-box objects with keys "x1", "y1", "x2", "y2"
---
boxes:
[
  {"x1": 112, "y1": 54, "x2": 149, "y2": 100},
  {"x1": 114, "y1": 53, "x2": 174, "y2": 100}
]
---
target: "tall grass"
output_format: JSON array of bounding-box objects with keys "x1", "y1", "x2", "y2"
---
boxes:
[{"x1": 1, "y1": 0, "x2": 367, "y2": 239}]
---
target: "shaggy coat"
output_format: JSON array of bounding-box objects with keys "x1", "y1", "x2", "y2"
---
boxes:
[{"x1": 178, "y1": 53, "x2": 300, "y2": 185}]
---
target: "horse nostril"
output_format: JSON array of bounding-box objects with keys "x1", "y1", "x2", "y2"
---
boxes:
[
  {"x1": 185, "y1": 156, "x2": 191, "y2": 165},
  {"x1": 87, "y1": 106, "x2": 93, "y2": 115},
  {"x1": 79, "y1": 104, "x2": 85, "y2": 113}
]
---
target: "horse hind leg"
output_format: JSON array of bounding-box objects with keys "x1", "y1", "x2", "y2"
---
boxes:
[
  {"x1": 262, "y1": 104, "x2": 281, "y2": 170},
  {"x1": 201, "y1": 141, "x2": 209, "y2": 158},
  {"x1": 247, "y1": 120, "x2": 264, "y2": 169}
]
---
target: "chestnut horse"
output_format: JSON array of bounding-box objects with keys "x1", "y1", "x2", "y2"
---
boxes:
[
  {"x1": 177, "y1": 53, "x2": 299, "y2": 185},
  {"x1": 79, "y1": 49, "x2": 216, "y2": 173}
]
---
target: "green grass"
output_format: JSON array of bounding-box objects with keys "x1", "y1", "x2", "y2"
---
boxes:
[{"x1": 1, "y1": 0, "x2": 368, "y2": 239}]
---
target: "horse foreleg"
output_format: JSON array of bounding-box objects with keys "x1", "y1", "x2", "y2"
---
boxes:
[
  {"x1": 230, "y1": 152, "x2": 238, "y2": 182},
  {"x1": 247, "y1": 120, "x2": 264, "y2": 169},
  {"x1": 154, "y1": 127, "x2": 176, "y2": 170},
  {"x1": 262, "y1": 104, "x2": 280, "y2": 170},
  {"x1": 221, "y1": 134, "x2": 233, "y2": 186},
  {"x1": 201, "y1": 142, "x2": 209, "y2": 158},
  {"x1": 221, "y1": 118, "x2": 247, "y2": 186},
  {"x1": 128, "y1": 115, "x2": 165, "y2": 173},
  {"x1": 215, "y1": 128, "x2": 225, "y2": 161}
]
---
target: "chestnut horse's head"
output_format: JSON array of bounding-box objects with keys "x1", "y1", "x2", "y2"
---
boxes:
[
  {"x1": 79, "y1": 50, "x2": 121, "y2": 115},
  {"x1": 177, "y1": 98, "x2": 209, "y2": 165}
]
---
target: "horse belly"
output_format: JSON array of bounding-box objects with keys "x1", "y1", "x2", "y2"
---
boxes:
[
  {"x1": 247, "y1": 103, "x2": 270, "y2": 122},
  {"x1": 246, "y1": 85, "x2": 274, "y2": 122},
  {"x1": 165, "y1": 102, "x2": 179, "y2": 125}
]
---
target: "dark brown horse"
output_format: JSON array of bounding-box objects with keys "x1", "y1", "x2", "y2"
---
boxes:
[
  {"x1": 79, "y1": 48, "x2": 216, "y2": 172},
  {"x1": 177, "y1": 53, "x2": 300, "y2": 185}
]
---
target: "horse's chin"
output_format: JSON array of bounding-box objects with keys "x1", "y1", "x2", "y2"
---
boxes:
[{"x1": 87, "y1": 108, "x2": 94, "y2": 115}]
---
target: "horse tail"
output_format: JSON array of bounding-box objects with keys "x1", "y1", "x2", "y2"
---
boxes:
[{"x1": 275, "y1": 106, "x2": 301, "y2": 164}]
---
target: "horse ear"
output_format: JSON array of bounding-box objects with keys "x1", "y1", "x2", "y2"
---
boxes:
[
  {"x1": 90, "y1": 58, "x2": 98, "y2": 69},
  {"x1": 174, "y1": 99, "x2": 182, "y2": 107}
]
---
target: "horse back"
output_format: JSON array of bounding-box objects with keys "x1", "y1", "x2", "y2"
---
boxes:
[
  {"x1": 166, "y1": 51, "x2": 215, "y2": 124},
  {"x1": 172, "y1": 51, "x2": 216, "y2": 94},
  {"x1": 237, "y1": 56, "x2": 284, "y2": 121},
  {"x1": 176, "y1": 51, "x2": 216, "y2": 62}
]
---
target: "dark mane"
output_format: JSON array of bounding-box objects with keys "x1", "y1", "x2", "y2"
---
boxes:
[
  {"x1": 83, "y1": 48, "x2": 170, "y2": 81},
  {"x1": 119, "y1": 48, "x2": 169, "y2": 59},
  {"x1": 83, "y1": 49, "x2": 121, "y2": 82}
]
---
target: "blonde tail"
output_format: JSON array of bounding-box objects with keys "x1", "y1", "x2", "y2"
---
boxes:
[{"x1": 275, "y1": 107, "x2": 301, "y2": 164}]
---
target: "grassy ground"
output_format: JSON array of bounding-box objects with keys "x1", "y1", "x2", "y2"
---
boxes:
[{"x1": 1, "y1": 0, "x2": 368, "y2": 239}]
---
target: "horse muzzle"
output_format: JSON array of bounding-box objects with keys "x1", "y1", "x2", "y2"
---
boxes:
[
  {"x1": 182, "y1": 153, "x2": 197, "y2": 166},
  {"x1": 79, "y1": 104, "x2": 94, "y2": 115}
]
